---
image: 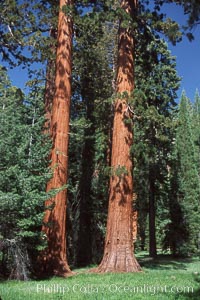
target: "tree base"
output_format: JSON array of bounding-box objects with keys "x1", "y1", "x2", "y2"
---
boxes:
[
  {"x1": 36, "y1": 256, "x2": 73, "y2": 278},
  {"x1": 51, "y1": 260, "x2": 73, "y2": 277},
  {"x1": 92, "y1": 249, "x2": 141, "y2": 273}
]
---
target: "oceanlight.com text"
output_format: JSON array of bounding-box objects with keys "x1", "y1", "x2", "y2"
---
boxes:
[
  {"x1": 107, "y1": 284, "x2": 194, "y2": 295},
  {"x1": 36, "y1": 283, "x2": 194, "y2": 296}
]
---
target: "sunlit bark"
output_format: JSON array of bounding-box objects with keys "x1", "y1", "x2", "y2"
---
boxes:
[
  {"x1": 96, "y1": 0, "x2": 141, "y2": 273},
  {"x1": 40, "y1": 0, "x2": 73, "y2": 277}
]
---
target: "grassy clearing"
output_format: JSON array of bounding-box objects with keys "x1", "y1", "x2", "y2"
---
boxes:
[{"x1": 0, "y1": 253, "x2": 200, "y2": 300}]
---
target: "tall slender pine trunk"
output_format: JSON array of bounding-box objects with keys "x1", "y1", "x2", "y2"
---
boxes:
[
  {"x1": 40, "y1": 0, "x2": 73, "y2": 277},
  {"x1": 96, "y1": 0, "x2": 141, "y2": 273},
  {"x1": 149, "y1": 171, "x2": 157, "y2": 257},
  {"x1": 76, "y1": 90, "x2": 95, "y2": 267},
  {"x1": 149, "y1": 124, "x2": 157, "y2": 258}
]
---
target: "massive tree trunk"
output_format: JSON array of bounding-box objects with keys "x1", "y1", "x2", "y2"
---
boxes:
[
  {"x1": 40, "y1": 0, "x2": 73, "y2": 277},
  {"x1": 96, "y1": 0, "x2": 141, "y2": 273}
]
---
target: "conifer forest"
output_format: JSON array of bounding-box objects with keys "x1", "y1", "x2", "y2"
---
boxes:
[{"x1": 0, "y1": 0, "x2": 200, "y2": 287}]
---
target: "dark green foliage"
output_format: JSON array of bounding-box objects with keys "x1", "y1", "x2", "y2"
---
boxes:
[
  {"x1": 0, "y1": 66, "x2": 50, "y2": 279},
  {"x1": 192, "y1": 90, "x2": 200, "y2": 178},
  {"x1": 164, "y1": 92, "x2": 200, "y2": 256},
  {"x1": 67, "y1": 4, "x2": 114, "y2": 266},
  {"x1": 155, "y1": 0, "x2": 200, "y2": 40},
  {"x1": 0, "y1": 0, "x2": 58, "y2": 69},
  {"x1": 133, "y1": 36, "x2": 180, "y2": 255}
]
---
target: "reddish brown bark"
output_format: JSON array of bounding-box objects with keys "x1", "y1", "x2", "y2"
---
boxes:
[
  {"x1": 40, "y1": 0, "x2": 73, "y2": 277},
  {"x1": 96, "y1": 0, "x2": 141, "y2": 273}
]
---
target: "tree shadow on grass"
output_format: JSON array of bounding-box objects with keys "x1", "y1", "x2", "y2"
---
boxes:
[
  {"x1": 137, "y1": 254, "x2": 200, "y2": 299},
  {"x1": 137, "y1": 253, "x2": 194, "y2": 271}
]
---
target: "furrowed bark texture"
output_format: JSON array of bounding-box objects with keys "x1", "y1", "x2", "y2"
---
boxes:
[
  {"x1": 97, "y1": 0, "x2": 141, "y2": 273},
  {"x1": 40, "y1": 0, "x2": 73, "y2": 277}
]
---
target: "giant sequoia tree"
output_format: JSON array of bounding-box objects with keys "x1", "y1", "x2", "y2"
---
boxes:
[
  {"x1": 96, "y1": 0, "x2": 141, "y2": 273},
  {"x1": 40, "y1": 0, "x2": 73, "y2": 276}
]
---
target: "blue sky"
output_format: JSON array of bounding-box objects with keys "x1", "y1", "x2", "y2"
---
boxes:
[
  {"x1": 162, "y1": 3, "x2": 200, "y2": 101},
  {"x1": 6, "y1": 3, "x2": 200, "y2": 102}
]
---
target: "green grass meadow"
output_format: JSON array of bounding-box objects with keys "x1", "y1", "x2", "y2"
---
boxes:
[{"x1": 0, "y1": 253, "x2": 200, "y2": 300}]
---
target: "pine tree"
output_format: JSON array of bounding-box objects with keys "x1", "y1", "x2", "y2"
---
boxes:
[
  {"x1": 133, "y1": 32, "x2": 180, "y2": 256},
  {"x1": 164, "y1": 92, "x2": 200, "y2": 256},
  {"x1": 134, "y1": 36, "x2": 179, "y2": 256},
  {"x1": 0, "y1": 66, "x2": 50, "y2": 279},
  {"x1": 192, "y1": 90, "x2": 200, "y2": 178}
]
